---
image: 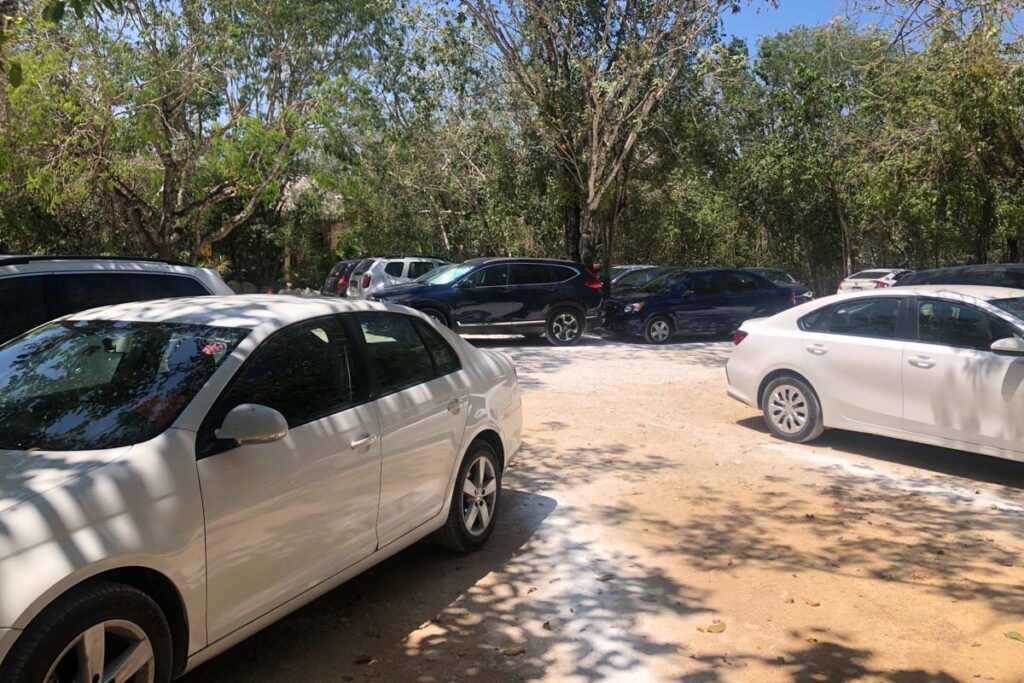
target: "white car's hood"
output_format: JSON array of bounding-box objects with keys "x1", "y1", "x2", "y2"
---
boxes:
[{"x1": 0, "y1": 446, "x2": 132, "y2": 515}]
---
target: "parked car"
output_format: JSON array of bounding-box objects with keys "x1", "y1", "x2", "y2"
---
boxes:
[
  {"x1": 604, "y1": 268, "x2": 795, "y2": 344},
  {"x1": 370, "y1": 257, "x2": 603, "y2": 345},
  {"x1": 894, "y1": 263, "x2": 1024, "y2": 290},
  {"x1": 744, "y1": 267, "x2": 814, "y2": 304},
  {"x1": 346, "y1": 256, "x2": 449, "y2": 299},
  {"x1": 836, "y1": 268, "x2": 911, "y2": 293},
  {"x1": 0, "y1": 255, "x2": 233, "y2": 345},
  {"x1": 320, "y1": 259, "x2": 362, "y2": 296},
  {"x1": 611, "y1": 266, "x2": 673, "y2": 293},
  {"x1": 610, "y1": 264, "x2": 657, "y2": 285},
  {"x1": 0, "y1": 295, "x2": 521, "y2": 682},
  {"x1": 727, "y1": 285, "x2": 1024, "y2": 462}
]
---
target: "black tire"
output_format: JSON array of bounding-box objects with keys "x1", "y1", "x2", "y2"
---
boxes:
[
  {"x1": 436, "y1": 440, "x2": 502, "y2": 552},
  {"x1": 761, "y1": 375, "x2": 825, "y2": 443},
  {"x1": 0, "y1": 581, "x2": 173, "y2": 683},
  {"x1": 544, "y1": 308, "x2": 584, "y2": 346},
  {"x1": 643, "y1": 315, "x2": 673, "y2": 344},
  {"x1": 420, "y1": 308, "x2": 449, "y2": 328}
]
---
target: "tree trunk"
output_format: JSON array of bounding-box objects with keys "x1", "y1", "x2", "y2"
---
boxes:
[{"x1": 562, "y1": 195, "x2": 582, "y2": 263}]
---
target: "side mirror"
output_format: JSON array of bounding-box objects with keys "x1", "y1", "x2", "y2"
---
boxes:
[
  {"x1": 990, "y1": 337, "x2": 1024, "y2": 356},
  {"x1": 455, "y1": 279, "x2": 475, "y2": 289},
  {"x1": 680, "y1": 289, "x2": 694, "y2": 299},
  {"x1": 215, "y1": 404, "x2": 288, "y2": 445}
]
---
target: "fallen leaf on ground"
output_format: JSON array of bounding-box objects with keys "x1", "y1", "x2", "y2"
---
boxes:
[
  {"x1": 542, "y1": 620, "x2": 554, "y2": 631},
  {"x1": 803, "y1": 598, "x2": 821, "y2": 607},
  {"x1": 677, "y1": 648, "x2": 696, "y2": 658},
  {"x1": 705, "y1": 622, "x2": 726, "y2": 634},
  {"x1": 1006, "y1": 631, "x2": 1024, "y2": 643},
  {"x1": 597, "y1": 574, "x2": 614, "y2": 582},
  {"x1": 501, "y1": 647, "x2": 526, "y2": 656},
  {"x1": 805, "y1": 637, "x2": 818, "y2": 644},
  {"x1": 354, "y1": 657, "x2": 377, "y2": 665}
]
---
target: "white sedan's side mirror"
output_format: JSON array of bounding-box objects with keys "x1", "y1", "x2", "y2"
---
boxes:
[
  {"x1": 990, "y1": 337, "x2": 1024, "y2": 357},
  {"x1": 215, "y1": 404, "x2": 288, "y2": 445}
]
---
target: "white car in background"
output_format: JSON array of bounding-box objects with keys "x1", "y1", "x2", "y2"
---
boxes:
[
  {"x1": 727, "y1": 286, "x2": 1024, "y2": 463},
  {"x1": 346, "y1": 256, "x2": 449, "y2": 299},
  {"x1": 0, "y1": 295, "x2": 521, "y2": 682},
  {"x1": 836, "y1": 268, "x2": 911, "y2": 293}
]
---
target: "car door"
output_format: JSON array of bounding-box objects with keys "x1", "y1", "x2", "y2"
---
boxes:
[
  {"x1": 452, "y1": 264, "x2": 515, "y2": 327},
  {"x1": 722, "y1": 271, "x2": 769, "y2": 329},
  {"x1": 196, "y1": 316, "x2": 382, "y2": 641},
  {"x1": 672, "y1": 271, "x2": 729, "y2": 333},
  {"x1": 357, "y1": 313, "x2": 470, "y2": 546},
  {"x1": 902, "y1": 297, "x2": 1024, "y2": 452},
  {"x1": 800, "y1": 297, "x2": 905, "y2": 430},
  {"x1": 508, "y1": 263, "x2": 558, "y2": 323}
]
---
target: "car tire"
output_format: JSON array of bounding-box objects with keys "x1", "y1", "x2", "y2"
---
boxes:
[
  {"x1": 436, "y1": 440, "x2": 502, "y2": 553},
  {"x1": 761, "y1": 375, "x2": 825, "y2": 443},
  {"x1": 545, "y1": 308, "x2": 584, "y2": 346},
  {"x1": 0, "y1": 581, "x2": 173, "y2": 683},
  {"x1": 420, "y1": 308, "x2": 449, "y2": 328},
  {"x1": 643, "y1": 316, "x2": 673, "y2": 344}
]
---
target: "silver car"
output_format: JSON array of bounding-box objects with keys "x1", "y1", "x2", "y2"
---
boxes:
[{"x1": 347, "y1": 257, "x2": 449, "y2": 299}]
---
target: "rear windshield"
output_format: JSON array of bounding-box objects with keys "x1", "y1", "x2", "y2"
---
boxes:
[
  {"x1": 992, "y1": 297, "x2": 1024, "y2": 322},
  {"x1": 850, "y1": 270, "x2": 892, "y2": 279},
  {"x1": 756, "y1": 269, "x2": 798, "y2": 284},
  {"x1": 0, "y1": 320, "x2": 247, "y2": 451}
]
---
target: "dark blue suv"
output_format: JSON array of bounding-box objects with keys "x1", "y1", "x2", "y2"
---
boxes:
[
  {"x1": 370, "y1": 258, "x2": 603, "y2": 345},
  {"x1": 604, "y1": 268, "x2": 794, "y2": 343}
]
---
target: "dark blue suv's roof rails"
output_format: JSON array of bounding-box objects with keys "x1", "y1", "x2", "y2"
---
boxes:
[{"x1": 0, "y1": 255, "x2": 193, "y2": 267}]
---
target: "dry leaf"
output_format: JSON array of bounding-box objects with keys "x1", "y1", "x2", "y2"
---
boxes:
[
  {"x1": 1007, "y1": 631, "x2": 1024, "y2": 643},
  {"x1": 501, "y1": 646, "x2": 526, "y2": 656},
  {"x1": 803, "y1": 598, "x2": 821, "y2": 607},
  {"x1": 706, "y1": 622, "x2": 726, "y2": 634}
]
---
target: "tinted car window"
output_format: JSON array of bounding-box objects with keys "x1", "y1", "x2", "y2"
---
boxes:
[
  {"x1": 360, "y1": 315, "x2": 435, "y2": 394},
  {"x1": 993, "y1": 297, "x2": 1024, "y2": 321},
  {"x1": 726, "y1": 272, "x2": 760, "y2": 293},
  {"x1": 616, "y1": 268, "x2": 664, "y2": 288},
  {"x1": 0, "y1": 320, "x2": 247, "y2": 451},
  {"x1": 408, "y1": 261, "x2": 436, "y2": 279},
  {"x1": 413, "y1": 319, "x2": 460, "y2": 376},
  {"x1": 466, "y1": 265, "x2": 509, "y2": 287},
  {"x1": 828, "y1": 298, "x2": 900, "y2": 339},
  {"x1": 384, "y1": 261, "x2": 405, "y2": 277},
  {"x1": 0, "y1": 276, "x2": 48, "y2": 343},
  {"x1": 48, "y1": 273, "x2": 210, "y2": 320},
  {"x1": 917, "y1": 299, "x2": 1019, "y2": 350},
  {"x1": 511, "y1": 264, "x2": 554, "y2": 285},
  {"x1": 691, "y1": 272, "x2": 727, "y2": 295},
  {"x1": 216, "y1": 318, "x2": 356, "y2": 428}
]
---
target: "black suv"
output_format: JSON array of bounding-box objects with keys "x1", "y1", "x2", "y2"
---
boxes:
[
  {"x1": 370, "y1": 257, "x2": 602, "y2": 345},
  {"x1": 895, "y1": 264, "x2": 1024, "y2": 289}
]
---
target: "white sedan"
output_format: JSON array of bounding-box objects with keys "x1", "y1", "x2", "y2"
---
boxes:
[
  {"x1": 836, "y1": 268, "x2": 912, "y2": 293},
  {"x1": 0, "y1": 295, "x2": 521, "y2": 682},
  {"x1": 727, "y1": 286, "x2": 1024, "y2": 462}
]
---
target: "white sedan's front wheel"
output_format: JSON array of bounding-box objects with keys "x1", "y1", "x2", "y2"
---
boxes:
[{"x1": 762, "y1": 375, "x2": 824, "y2": 443}]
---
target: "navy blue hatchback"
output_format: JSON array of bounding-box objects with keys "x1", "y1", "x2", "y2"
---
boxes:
[
  {"x1": 370, "y1": 258, "x2": 603, "y2": 345},
  {"x1": 604, "y1": 268, "x2": 795, "y2": 344}
]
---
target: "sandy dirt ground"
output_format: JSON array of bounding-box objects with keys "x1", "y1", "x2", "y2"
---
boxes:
[{"x1": 183, "y1": 336, "x2": 1024, "y2": 682}]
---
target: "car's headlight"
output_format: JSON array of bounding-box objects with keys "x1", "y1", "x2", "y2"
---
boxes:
[{"x1": 623, "y1": 302, "x2": 645, "y2": 313}]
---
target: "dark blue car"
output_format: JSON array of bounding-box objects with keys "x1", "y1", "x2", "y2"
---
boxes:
[
  {"x1": 370, "y1": 257, "x2": 603, "y2": 345},
  {"x1": 604, "y1": 268, "x2": 795, "y2": 343}
]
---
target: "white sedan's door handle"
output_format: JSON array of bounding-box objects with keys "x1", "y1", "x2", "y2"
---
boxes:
[
  {"x1": 907, "y1": 356, "x2": 936, "y2": 369},
  {"x1": 806, "y1": 344, "x2": 828, "y2": 356},
  {"x1": 447, "y1": 397, "x2": 465, "y2": 414},
  {"x1": 350, "y1": 434, "x2": 379, "y2": 450}
]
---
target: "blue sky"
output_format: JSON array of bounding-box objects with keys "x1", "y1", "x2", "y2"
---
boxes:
[{"x1": 722, "y1": 0, "x2": 847, "y2": 48}]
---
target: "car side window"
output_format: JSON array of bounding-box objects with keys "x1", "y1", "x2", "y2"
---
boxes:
[
  {"x1": 212, "y1": 317, "x2": 357, "y2": 429},
  {"x1": 359, "y1": 314, "x2": 436, "y2": 394},
  {"x1": 691, "y1": 272, "x2": 726, "y2": 295},
  {"x1": 510, "y1": 264, "x2": 554, "y2": 285},
  {"x1": 384, "y1": 261, "x2": 405, "y2": 277},
  {"x1": 407, "y1": 261, "x2": 436, "y2": 279},
  {"x1": 48, "y1": 273, "x2": 210, "y2": 320},
  {"x1": 827, "y1": 298, "x2": 901, "y2": 339},
  {"x1": 466, "y1": 265, "x2": 509, "y2": 287},
  {"x1": 725, "y1": 272, "x2": 760, "y2": 293},
  {"x1": 413, "y1": 319, "x2": 461, "y2": 376},
  {"x1": 917, "y1": 299, "x2": 1019, "y2": 350},
  {"x1": 0, "y1": 276, "x2": 48, "y2": 343}
]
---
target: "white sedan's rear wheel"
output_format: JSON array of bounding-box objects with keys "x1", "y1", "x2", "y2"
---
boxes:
[
  {"x1": 762, "y1": 375, "x2": 824, "y2": 443},
  {"x1": 436, "y1": 441, "x2": 501, "y2": 552}
]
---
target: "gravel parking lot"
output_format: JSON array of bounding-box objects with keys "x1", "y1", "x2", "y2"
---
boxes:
[{"x1": 185, "y1": 336, "x2": 1024, "y2": 682}]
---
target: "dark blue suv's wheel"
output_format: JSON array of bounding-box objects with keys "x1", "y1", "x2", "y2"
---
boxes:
[
  {"x1": 643, "y1": 316, "x2": 673, "y2": 344},
  {"x1": 545, "y1": 308, "x2": 584, "y2": 346}
]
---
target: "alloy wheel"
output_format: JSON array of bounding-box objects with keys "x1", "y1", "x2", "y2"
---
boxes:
[
  {"x1": 648, "y1": 319, "x2": 671, "y2": 342},
  {"x1": 461, "y1": 456, "x2": 498, "y2": 536},
  {"x1": 45, "y1": 619, "x2": 155, "y2": 683},
  {"x1": 551, "y1": 312, "x2": 581, "y2": 343},
  {"x1": 768, "y1": 384, "x2": 808, "y2": 435}
]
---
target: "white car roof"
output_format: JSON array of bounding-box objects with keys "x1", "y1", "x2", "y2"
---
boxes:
[
  {"x1": 67, "y1": 294, "x2": 406, "y2": 332},
  {"x1": 846, "y1": 285, "x2": 1024, "y2": 301}
]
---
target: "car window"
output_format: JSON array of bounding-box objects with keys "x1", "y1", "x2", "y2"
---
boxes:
[
  {"x1": 917, "y1": 299, "x2": 1020, "y2": 350},
  {"x1": 510, "y1": 264, "x2": 554, "y2": 285},
  {"x1": 384, "y1": 261, "x2": 405, "y2": 277},
  {"x1": 359, "y1": 314, "x2": 436, "y2": 394},
  {"x1": 466, "y1": 264, "x2": 509, "y2": 287},
  {"x1": 691, "y1": 272, "x2": 727, "y2": 295},
  {"x1": 214, "y1": 318, "x2": 357, "y2": 429},
  {"x1": 0, "y1": 276, "x2": 48, "y2": 344},
  {"x1": 407, "y1": 261, "x2": 436, "y2": 279},
  {"x1": 827, "y1": 298, "x2": 901, "y2": 339},
  {"x1": 992, "y1": 297, "x2": 1024, "y2": 322},
  {"x1": 413, "y1": 319, "x2": 460, "y2": 376},
  {"x1": 725, "y1": 272, "x2": 760, "y2": 293},
  {"x1": 48, "y1": 273, "x2": 210, "y2": 320},
  {"x1": 0, "y1": 320, "x2": 247, "y2": 451},
  {"x1": 850, "y1": 270, "x2": 892, "y2": 280}
]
